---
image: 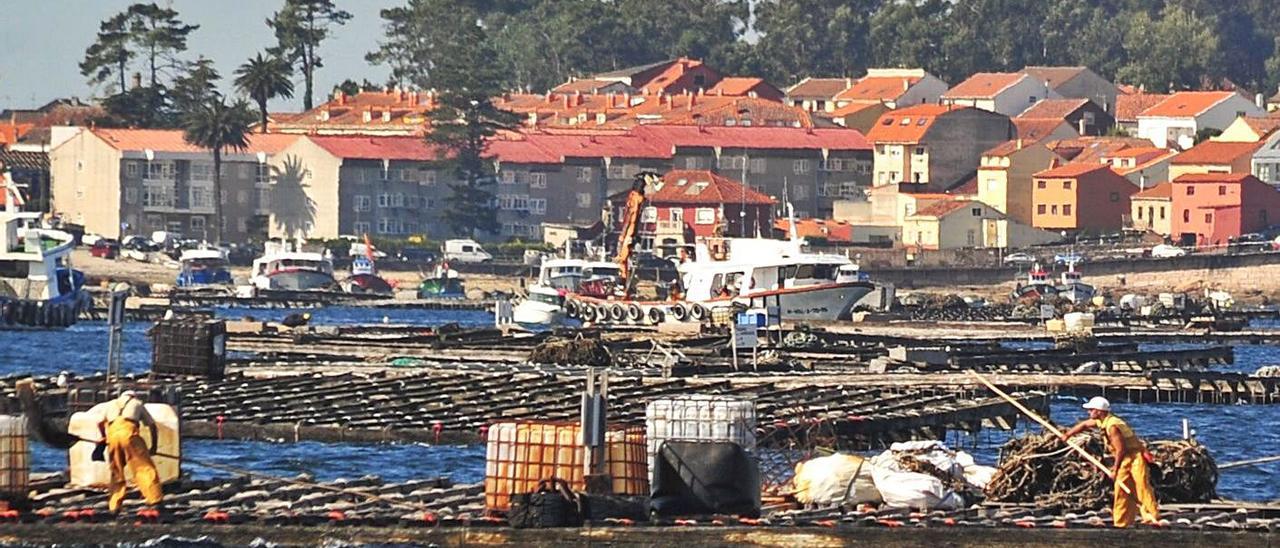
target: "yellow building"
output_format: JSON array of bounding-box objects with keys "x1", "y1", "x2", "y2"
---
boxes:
[
  {"x1": 1129, "y1": 182, "x2": 1172, "y2": 235},
  {"x1": 976, "y1": 140, "x2": 1062, "y2": 225}
]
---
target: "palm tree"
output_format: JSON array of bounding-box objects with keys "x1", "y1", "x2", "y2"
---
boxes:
[
  {"x1": 233, "y1": 52, "x2": 294, "y2": 133},
  {"x1": 183, "y1": 97, "x2": 255, "y2": 244}
]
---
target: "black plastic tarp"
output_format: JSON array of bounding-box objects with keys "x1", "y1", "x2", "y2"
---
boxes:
[{"x1": 651, "y1": 440, "x2": 760, "y2": 517}]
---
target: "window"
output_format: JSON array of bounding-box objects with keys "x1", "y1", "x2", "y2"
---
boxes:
[
  {"x1": 354, "y1": 195, "x2": 372, "y2": 212},
  {"x1": 576, "y1": 192, "x2": 592, "y2": 208},
  {"x1": 576, "y1": 167, "x2": 592, "y2": 182},
  {"x1": 190, "y1": 216, "x2": 205, "y2": 232},
  {"x1": 501, "y1": 170, "x2": 516, "y2": 184},
  {"x1": 377, "y1": 193, "x2": 390, "y2": 207},
  {"x1": 1064, "y1": 204, "x2": 1072, "y2": 215},
  {"x1": 125, "y1": 162, "x2": 139, "y2": 178},
  {"x1": 793, "y1": 185, "x2": 808, "y2": 199},
  {"x1": 1110, "y1": 192, "x2": 1120, "y2": 202},
  {"x1": 377, "y1": 217, "x2": 394, "y2": 234},
  {"x1": 147, "y1": 215, "x2": 163, "y2": 229},
  {"x1": 683, "y1": 157, "x2": 703, "y2": 169},
  {"x1": 147, "y1": 161, "x2": 175, "y2": 180},
  {"x1": 124, "y1": 187, "x2": 138, "y2": 205},
  {"x1": 912, "y1": 171, "x2": 924, "y2": 183},
  {"x1": 391, "y1": 193, "x2": 405, "y2": 207},
  {"x1": 695, "y1": 208, "x2": 716, "y2": 224},
  {"x1": 257, "y1": 187, "x2": 270, "y2": 209},
  {"x1": 1218, "y1": 185, "x2": 1227, "y2": 196},
  {"x1": 529, "y1": 198, "x2": 547, "y2": 215},
  {"x1": 167, "y1": 221, "x2": 183, "y2": 234},
  {"x1": 1051, "y1": 205, "x2": 1059, "y2": 214},
  {"x1": 1183, "y1": 209, "x2": 1190, "y2": 222},
  {"x1": 1063, "y1": 181, "x2": 1072, "y2": 189},
  {"x1": 971, "y1": 207, "x2": 982, "y2": 217},
  {"x1": 1029, "y1": 95, "x2": 1037, "y2": 104},
  {"x1": 1038, "y1": 204, "x2": 1047, "y2": 214},
  {"x1": 641, "y1": 206, "x2": 657, "y2": 222},
  {"x1": 717, "y1": 155, "x2": 746, "y2": 170},
  {"x1": 398, "y1": 168, "x2": 416, "y2": 182},
  {"x1": 189, "y1": 187, "x2": 213, "y2": 209},
  {"x1": 529, "y1": 172, "x2": 547, "y2": 188},
  {"x1": 256, "y1": 164, "x2": 270, "y2": 184},
  {"x1": 671, "y1": 208, "x2": 683, "y2": 225},
  {"x1": 1205, "y1": 212, "x2": 1213, "y2": 223},
  {"x1": 1187, "y1": 186, "x2": 1195, "y2": 196},
  {"x1": 1137, "y1": 207, "x2": 1144, "y2": 220},
  {"x1": 750, "y1": 158, "x2": 766, "y2": 173},
  {"x1": 1037, "y1": 180, "x2": 1047, "y2": 189},
  {"x1": 914, "y1": 147, "x2": 925, "y2": 156},
  {"x1": 966, "y1": 230, "x2": 975, "y2": 246},
  {"x1": 607, "y1": 165, "x2": 625, "y2": 179},
  {"x1": 420, "y1": 170, "x2": 437, "y2": 186},
  {"x1": 353, "y1": 221, "x2": 370, "y2": 234},
  {"x1": 1160, "y1": 207, "x2": 1166, "y2": 220},
  {"x1": 793, "y1": 159, "x2": 811, "y2": 174}
]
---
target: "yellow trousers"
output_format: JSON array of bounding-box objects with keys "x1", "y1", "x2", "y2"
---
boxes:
[
  {"x1": 1113, "y1": 454, "x2": 1159, "y2": 527},
  {"x1": 106, "y1": 418, "x2": 163, "y2": 512}
]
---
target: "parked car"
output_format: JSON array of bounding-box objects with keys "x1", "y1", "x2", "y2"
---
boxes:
[
  {"x1": 1003, "y1": 252, "x2": 1036, "y2": 265},
  {"x1": 1054, "y1": 253, "x2": 1086, "y2": 265},
  {"x1": 90, "y1": 239, "x2": 121, "y2": 259},
  {"x1": 122, "y1": 235, "x2": 161, "y2": 252},
  {"x1": 80, "y1": 233, "x2": 104, "y2": 247},
  {"x1": 396, "y1": 247, "x2": 438, "y2": 265},
  {"x1": 1151, "y1": 244, "x2": 1188, "y2": 258},
  {"x1": 442, "y1": 239, "x2": 492, "y2": 263}
]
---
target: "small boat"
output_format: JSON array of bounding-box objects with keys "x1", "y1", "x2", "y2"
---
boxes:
[
  {"x1": 512, "y1": 257, "x2": 618, "y2": 326},
  {"x1": 175, "y1": 248, "x2": 232, "y2": 288},
  {"x1": 1011, "y1": 264, "x2": 1059, "y2": 301},
  {"x1": 250, "y1": 241, "x2": 337, "y2": 291},
  {"x1": 1056, "y1": 263, "x2": 1095, "y2": 304},
  {"x1": 417, "y1": 262, "x2": 465, "y2": 299},
  {"x1": 512, "y1": 285, "x2": 571, "y2": 326},
  {"x1": 341, "y1": 255, "x2": 394, "y2": 295},
  {"x1": 0, "y1": 177, "x2": 88, "y2": 329}
]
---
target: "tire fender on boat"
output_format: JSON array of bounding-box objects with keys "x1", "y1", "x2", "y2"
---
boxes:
[
  {"x1": 645, "y1": 306, "x2": 664, "y2": 325},
  {"x1": 580, "y1": 303, "x2": 597, "y2": 322},
  {"x1": 608, "y1": 303, "x2": 626, "y2": 322},
  {"x1": 596, "y1": 304, "x2": 612, "y2": 323},
  {"x1": 670, "y1": 303, "x2": 688, "y2": 321},
  {"x1": 626, "y1": 303, "x2": 643, "y2": 322},
  {"x1": 564, "y1": 299, "x2": 580, "y2": 319},
  {"x1": 690, "y1": 303, "x2": 708, "y2": 321}
]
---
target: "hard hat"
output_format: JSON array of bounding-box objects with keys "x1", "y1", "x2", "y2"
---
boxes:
[{"x1": 1082, "y1": 396, "x2": 1111, "y2": 412}]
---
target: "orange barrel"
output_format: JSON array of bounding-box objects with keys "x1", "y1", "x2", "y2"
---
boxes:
[{"x1": 484, "y1": 421, "x2": 647, "y2": 512}]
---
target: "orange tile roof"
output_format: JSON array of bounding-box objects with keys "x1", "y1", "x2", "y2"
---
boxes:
[
  {"x1": 1013, "y1": 119, "x2": 1070, "y2": 142},
  {"x1": 942, "y1": 73, "x2": 1027, "y2": 99},
  {"x1": 1115, "y1": 93, "x2": 1171, "y2": 122},
  {"x1": 1107, "y1": 146, "x2": 1168, "y2": 159},
  {"x1": 827, "y1": 101, "x2": 886, "y2": 117},
  {"x1": 92, "y1": 128, "x2": 299, "y2": 154},
  {"x1": 1240, "y1": 116, "x2": 1280, "y2": 137},
  {"x1": 550, "y1": 79, "x2": 619, "y2": 94},
  {"x1": 1022, "y1": 67, "x2": 1089, "y2": 89},
  {"x1": 786, "y1": 78, "x2": 853, "y2": 99},
  {"x1": 983, "y1": 139, "x2": 1041, "y2": 158},
  {"x1": 1132, "y1": 182, "x2": 1171, "y2": 199},
  {"x1": 1139, "y1": 91, "x2": 1238, "y2": 118},
  {"x1": 834, "y1": 76, "x2": 922, "y2": 102},
  {"x1": 651, "y1": 170, "x2": 775, "y2": 206},
  {"x1": 911, "y1": 199, "x2": 973, "y2": 218},
  {"x1": 1169, "y1": 140, "x2": 1262, "y2": 165},
  {"x1": 773, "y1": 218, "x2": 854, "y2": 243},
  {"x1": 1045, "y1": 136, "x2": 1153, "y2": 164},
  {"x1": 0, "y1": 123, "x2": 32, "y2": 146},
  {"x1": 707, "y1": 77, "x2": 777, "y2": 97},
  {"x1": 865, "y1": 104, "x2": 960, "y2": 143},
  {"x1": 1035, "y1": 162, "x2": 1113, "y2": 178},
  {"x1": 1017, "y1": 98, "x2": 1090, "y2": 120},
  {"x1": 1174, "y1": 173, "x2": 1253, "y2": 184}
]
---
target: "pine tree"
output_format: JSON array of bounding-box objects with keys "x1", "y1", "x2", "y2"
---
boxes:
[{"x1": 268, "y1": 0, "x2": 352, "y2": 110}]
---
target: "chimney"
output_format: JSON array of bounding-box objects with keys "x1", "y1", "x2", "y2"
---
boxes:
[
  {"x1": 409, "y1": 92, "x2": 419, "y2": 107},
  {"x1": 319, "y1": 108, "x2": 330, "y2": 122},
  {"x1": 1078, "y1": 117, "x2": 1087, "y2": 135},
  {"x1": 362, "y1": 108, "x2": 372, "y2": 123},
  {"x1": 1049, "y1": 157, "x2": 1061, "y2": 168},
  {"x1": 563, "y1": 94, "x2": 571, "y2": 109},
  {"x1": 1256, "y1": 93, "x2": 1266, "y2": 111},
  {"x1": 688, "y1": 94, "x2": 695, "y2": 110},
  {"x1": 545, "y1": 90, "x2": 553, "y2": 103},
  {"x1": 528, "y1": 112, "x2": 538, "y2": 127},
  {"x1": 624, "y1": 92, "x2": 632, "y2": 107},
  {"x1": 335, "y1": 90, "x2": 346, "y2": 105},
  {"x1": 845, "y1": 77, "x2": 852, "y2": 88}
]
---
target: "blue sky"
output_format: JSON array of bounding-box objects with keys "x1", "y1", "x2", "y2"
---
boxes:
[{"x1": 0, "y1": 0, "x2": 398, "y2": 110}]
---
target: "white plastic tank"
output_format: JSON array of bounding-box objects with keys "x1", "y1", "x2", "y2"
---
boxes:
[
  {"x1": 1063, "y1": 312, "x2": 1095, "y2": 332},
  {"x1": 67, "y1": 403, "x2": 181, "y2": 488},
  {"x1": 0, "y1": 415, "x2": 28, "y2": 499},
  {"x1": 645, "y1": 395, "x2": 756, "y2": 483}
]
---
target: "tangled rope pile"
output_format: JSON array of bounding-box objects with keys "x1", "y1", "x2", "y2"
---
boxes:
[
  {"x1": 985, "y1": 432, "x2": 1217, "y2": 509},
  {"x1": 527, "y1": 337, "x2": 612, "y2": 367}
]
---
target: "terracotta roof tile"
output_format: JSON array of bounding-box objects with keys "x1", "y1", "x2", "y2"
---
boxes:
[
  {"x1": 707, "y1": 77, "x2": 778, "y2": 97},
  {"x1": 1035, "y1": 162, "x2": 1113, "y2": 178},
  {"x1": 651, "y1": 169, "x2": 775, "y2": 205},
  {"x1": 827, "y1": 101, "x2": 886, "y2": 117},
  {"x1": 773, "y1": 218, "x2": 854, "y2": 242},
  {"x1": 1022, "y1": 67, "x2": 1088, "y2": 88},
  {"x1": 1174, "y1": 173, "x2": 1253, "y2": 184},
  {"x1": 1169, "y1": 140, "x2": 1262, "y2": 165},
  {"x1": 308, "y1": 135, "x2": 438, "y2": 160},
  {"x1": 786, "y1": 77, "x2": 853, "y2": 99},
  {"x1": 550, "y1": 79, "x2": 620, "y2": 94},
  {"x1": 866, "y1": 104, "x2": 960, "y2": 143},
  {"x1": 1013, "y1": 119, "x2": 1071, "y2": 142},
  {"x1": 834, "y1": 76, "x2": 922, "y2": 102},
  {"x1": 1132, "y1": 182, "x2": 1171, "y2": 199},
  {"x1": 983, "y1": 139, "x2": 1038, "y2": 158},
  {"x1": 1240, "y1": 116, "x2": 1280, "y2": 137},
  {"x1": 911, "y1": 199, "x2": 972, "y2": 218},
  {"x1": 92, "y1": 128, "x2": 299, "y2": 154},
  {"x1": 1115, "y1": 93, "x2": 1171, "y2": 122},
  {"x1": 1044, "y1": 136, "x2": 1153, "y2": 163},
  {"x1": 942, "y1": 73, "x2": 1027, "y2": 99},
  {"x1": 1139, "y1": 91, "x2": 1238, "y2": 118},
  {"x1": 633, "y1": 125, "x2": 869, "y2": 151},
  {"x1": 1017, "y1": 98, "x2": 1090, "y2": 120}
]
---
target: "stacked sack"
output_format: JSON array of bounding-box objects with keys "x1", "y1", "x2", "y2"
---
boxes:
[{"x1": 791, "y1": 441, "x2": 997, "y2": 510}]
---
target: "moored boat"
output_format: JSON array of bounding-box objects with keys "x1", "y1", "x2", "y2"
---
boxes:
[
  {"x1": 0, "y1": 175, "x2": 87, "y2": 329},
  {"x1": 175, "y1": 248, "x2": 233, "y2": 288},
  {"x1": 1012, "y1": 264, "x2": 1059, "y2": 301},
  {"x1": 249, "y1": 241, "x2": 337, "y2": 291},
  {"x1": 1056, "y1": 263, "x2": 1095, "y2": 304},
  {"x1": 417, "y1": 262, "x2": 466, "y2": 299}
]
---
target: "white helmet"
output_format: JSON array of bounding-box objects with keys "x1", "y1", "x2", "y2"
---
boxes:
[{"x1": 1082, "y1": 396, "x2": 1111, "y2": 412}]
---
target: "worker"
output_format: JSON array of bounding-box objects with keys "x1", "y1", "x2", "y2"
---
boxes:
[
  {"x1": 100, "y1": 390, "x2": 163, "y2": 513},
  {"x1": 1060, "y1": 397, "x2": 1159, "y2": 527}
]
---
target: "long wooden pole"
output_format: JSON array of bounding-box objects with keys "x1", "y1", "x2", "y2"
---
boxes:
[{"x1": 967, "y1": 370, "x2": 1131, "y2": 494}]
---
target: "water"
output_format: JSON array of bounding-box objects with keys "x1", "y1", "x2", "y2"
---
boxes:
[{"x1": 3, "y1": 307, "x2": 1279, "y2": 501}]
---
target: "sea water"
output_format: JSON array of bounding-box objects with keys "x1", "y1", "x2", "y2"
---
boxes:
[{"x1": 5, "y1": 308, "x2": 1279, "y2": 501}]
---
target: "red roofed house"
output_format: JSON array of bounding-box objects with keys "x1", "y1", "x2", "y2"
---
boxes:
[
  {"x1": 1168, "y1": 140, "x2": 1264, "y2": 180},
  {"x1": 1022, "y1": 67, "x2": 1121, "y2": 116},
  {"x1": 866, "y1": 104, "x2": 1015, "y2": 192},
  {"x1": 1169, "y1": 173, "x2": 1280, "y2": 247},
  {"x1": 941, "y1": 72, "x2": 1059, "y2": 117},
  {"x1": 1137, "y1": 91, "x2": 1263, "y2": 149},
  {"x1": 772, "y1": 218, "x2": 854, "y2": 244},
  {"x1": 1213, "y1": 115, "x2": 1280, "y2": 143},
  {"x1": 1016, "y1": 98, "x2": 1114, "y2": 136},
  {"x1": 1130, "y1": 182, "x2": 1172, "y2": 234},
  {"x1": 785, "y1": 77, "x2": 855, "y2": 112},
  {"x1": 706, "y1": 77, "x2": 785, "y2": 102},
  {"x1": 1102, "y1": 147, "x2": 1177, "y2": 188},
  {"x1": 50, "y1": 128, "x2": 299, "y2": 242},
  {"x1": 1031, "y1": 162, "x2": 1136, "y2": 232},
  {"x1": 611, "y1": 170, "x2": 775, "y2": 253},
  {"x1": 1114, "y1": 92, "x2": 1170, "y2": 136},
  {"x1": 833, "y1": 68, "x2": 949, "y2": 109}
]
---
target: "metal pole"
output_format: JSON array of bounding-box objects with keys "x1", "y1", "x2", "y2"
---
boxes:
[{"x1": 106, "y1": 283, "x2": 130, "y2": 384}]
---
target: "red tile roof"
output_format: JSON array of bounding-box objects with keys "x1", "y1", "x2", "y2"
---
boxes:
[
  {"x1": 828, "y1": 101, "x2": 886, "y2": 117},
  {"x1": 1021, "y1": 67, "x2": 1089, "y2": 89},
  {"x1": 786, "y1": 77, "x2": 853, "y2": 99},
  {"x1": 834, "y1": 76, "x2": 922, "y2": 102},
  {"x1": 866, "y1": 104, "x2": 961, "y2": 143},
  {"x1": 550, "y1": 79, "x2": 619, "y2": 94},
  {"x1": 1013, "y1": 119, "x2": 1071, "y2": 142},
  {"x1": 942, "y1": 73, "x2": 1027, "y2": 99},
  {"x1": 911, "y1": 199, "x2": 972, "y2": 218},
  {"x1": 983, "y1": 139, "x2": 1040, "y2": 158},
  {"x1": 522, "y1": 132, "x2": 672, "y2": 159},
  {"x1": 652, "y1": 170, "x2": 775, "y2": 205},
  {"x1": 92, "y1": 128, "x2": 299, "y2": 154},
  {"x1": 484, "y1": 138, "x2": 561, "y2": 164},
  {"x1": 1238, "y1": 116, "x2": 1280, "y2": 138},
  {"x1": 1139, "y1": 91, "x2": 1239, "y2": 118},
  {"x1": 1169, "y1": 140, "x2": 1262, "y2": 165},
  {"x1": 633, "y1": 125, "x2": 869, "y2": 151},
  {"x1": 309, "y1": 135, "x2": 438, "y2": 160},
  {"x1": 707, "y1": 77, "x2": 779, "y2": 98},
  {"x1": 1044, "y1": 136, "x2": 1153, "y2": 164},
  {"x1": 773, "y1": 218, "x2": 854, "y2": 243},
  {"x1": 1017, "y1": 98, "x2": 1090, "y2": 120},
  {"x1": 1115, "y1": 93, "x2": 1171, "y2": 122},
  {"x1": 1035, "y1": 162, "x2": 1113, "y2": 178},
  {"x1": 1173, "y1": 173, "x2": 1253, "y2": 184},
  {"x1": 1107, "y1": 146, "x2": 1168, "y2": 159},
  {"x1": 1132, "y1": 182, "x2": 1171, "y2": 199}
]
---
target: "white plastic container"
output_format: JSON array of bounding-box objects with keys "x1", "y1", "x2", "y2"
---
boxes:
[
  {"x1": 1063, "y1": 312, "x2": 1095, "y2": 332},
  {"x1": 67, "y1": 403, "x2": 181, "y2": 488},
  {"x1": 645, "y1": 395, "x2": 756, "y2": 483},
  {"x1": 0, "y1": 415, "x2": 28, "y2": 499}
]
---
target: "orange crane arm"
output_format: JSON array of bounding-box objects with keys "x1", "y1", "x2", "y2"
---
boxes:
[{"x1": 613, "y1": 173, "x2": 657, "y2": 286}]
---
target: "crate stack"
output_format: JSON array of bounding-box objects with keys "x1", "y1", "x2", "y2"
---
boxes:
[
  {"x1": 0, "y1": 415, "x2": 28, "y2": 503},
  {"x1": 149, "y1": 317, "x2": 228, "y2": 380}
]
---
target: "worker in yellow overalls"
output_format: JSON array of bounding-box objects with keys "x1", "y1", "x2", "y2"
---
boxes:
[
  {"x1": 99, "y1": 391, "x2": 163, "y2": 513},
  {"x1": 1062, "y1": 396, "x2": 1159, "y2": 527}
]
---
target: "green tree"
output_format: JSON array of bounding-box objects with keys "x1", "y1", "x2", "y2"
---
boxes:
[
  {"x1": 1117, "y1": 4, "x2": 1220, "y2": 92},
  {"x1": 1266, "y1": 38, "x2": 1280, "y2": 97},
  {"x1": 182, "y1": 98, "x2": 256, "y2": 243},
  {"x1": 367, "y1": 0, "x2": 482, "y2": 89},
  {"x1": 125, "y1": 2, "x2": 199, "y2": 88},
  {"x1": 424, "y1": 10, "x2": 520, "y2": 237},
  {"x1": 235, "y1": 53, "x2": 295, "y2": 133},
  {"x1": 268, "y1": 0, "x2": 352, "y2": 110},
  {"x1": 170, "y1": 57, "x2": 221, "y2": 118},
  {"x1": 752, "y1": 0, "x2": 877, "y2": 83},
  {"x1": 80, "y1": 12, "x2": 135, "y2": 95},
  {"x1": 867, "y1": 0, "x2": 951, "y2": 77},
  {"x1": 1040, "y1": 1, "x2": 1128, "y2": 80}
]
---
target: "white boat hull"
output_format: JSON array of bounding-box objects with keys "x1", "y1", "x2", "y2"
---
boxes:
[
  {"x1": 513, "y1": 300, "x2": 567, "y2": 326},
  {"x1": 710, "y1": 281, "x2": 875, "y2": 322}
]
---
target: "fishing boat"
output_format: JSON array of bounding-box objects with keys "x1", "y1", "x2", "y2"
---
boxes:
[
  {"x1": 1056, "y1": 262, "x2": 1095, "y2": 304},
  {"x1": 511, "y1": 257, "x2": 618, "y2": 325},
  {"x1": 249, "y1": 241, "x2": 337, "y2": 291},
  {"x1": 341, "y1": 244, "x2": 395, "y2": 296},
  {"x1": 416, "y1": 262, "x2": 466, "y2": 299},
  {"x1": 1011, "y1": 264, "x2": 1059, "y2": 301},
  {"x1": 0, "y1": 175, "x2": 87, "y2": 329},
  {"x1": 175, "y1": 248, "x2": 232, "y2": 288}
]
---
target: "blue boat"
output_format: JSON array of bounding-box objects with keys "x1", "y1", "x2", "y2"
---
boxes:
[
  {"x1": 176, "y1": 248, "x2": 233, "y2": 288},
  {"x1": 0, "y1": 187, "x2": 88, "y2": 329}
]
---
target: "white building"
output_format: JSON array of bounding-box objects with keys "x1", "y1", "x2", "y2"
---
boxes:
[{"x1": 1136, "y1": 91, "x2": 1263, "y2": 150}]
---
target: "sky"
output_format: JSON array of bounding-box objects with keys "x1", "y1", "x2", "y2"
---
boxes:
[{"x1": 0, "y1": 0, "x2": 399, "y2": 111}]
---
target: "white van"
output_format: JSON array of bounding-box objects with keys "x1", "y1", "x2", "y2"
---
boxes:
[{"x1": 443, "y1": 239, "x2": 493, "y2": 263}]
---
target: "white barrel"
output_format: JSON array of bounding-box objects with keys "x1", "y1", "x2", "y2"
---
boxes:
[
  {"x1": 645, "y1": 395, "x2": 756, "y2": 483},
  {"x1": 0, "y1": 415, "x2": 28, "y2": 499},
  {"x1": 1063, "y1": 312, "x2": 1095, "y2": 332}
]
